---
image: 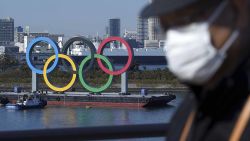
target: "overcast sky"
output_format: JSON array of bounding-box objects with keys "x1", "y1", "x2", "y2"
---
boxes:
[{"x1": 0, "y1": 0, "x2": 148, "y2": 37}]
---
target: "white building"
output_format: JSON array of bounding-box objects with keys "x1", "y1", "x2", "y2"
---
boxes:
[
  {"x1": 123, "y1": 29, "x2": 137, "y2": 40},
  {"x1": 136, "y1": 17, "x2": 148, "y2": 45}
]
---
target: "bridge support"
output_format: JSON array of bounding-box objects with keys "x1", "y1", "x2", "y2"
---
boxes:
[
  {"x1": 32, "y1": 71, "x2": 38, "y2": 93},
  {"x1": 120, "y1": 72, "x2": 130, "y2": 95}
]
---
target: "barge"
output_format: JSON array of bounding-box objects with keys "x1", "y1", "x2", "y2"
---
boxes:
[{"x1": 0, "y1": 92, "x2": 176, "y2": 108}]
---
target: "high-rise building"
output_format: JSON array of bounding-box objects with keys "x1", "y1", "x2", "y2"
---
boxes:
[
  {"x1": 136, "y1": 17, "x2": 148, "y2": 45},
  {"x1": 0, "y1": 17, "x2": 14, "y2": 45},
  {"x1": 15, "y1": 26, "x2": 24, "y2": 43},
  {"x1": 109, "y1": 18, "x2": 120, "y2": 37},
  {"x1": 148, "y1": 17, "x2": 162, "y2": 40},
  {"x1": 144, "y1": 17, "x2": 165, "y2": 48},
  {"x1": 16, "y1": 26, "x2": 23, "y2": 33}
]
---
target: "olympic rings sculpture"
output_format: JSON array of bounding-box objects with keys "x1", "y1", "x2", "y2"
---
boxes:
[{"x1": 26, "y1": 36, "x2": 134, "y2": 93}]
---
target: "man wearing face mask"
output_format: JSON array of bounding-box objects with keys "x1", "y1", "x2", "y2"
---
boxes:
[{"x1": 141, "y1": 0, "x2": 250, "y2": 141}]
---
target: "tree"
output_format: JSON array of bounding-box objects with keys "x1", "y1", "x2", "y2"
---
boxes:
[{"x1": 0, "y1": 54, "x2": 18, "y2": 72}]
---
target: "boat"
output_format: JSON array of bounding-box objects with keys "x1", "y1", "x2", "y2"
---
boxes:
[
  {"x1": 143, "y1": 94, "x2": 176, "y2": 107},
  {"x1": 5, "y1": 93, "x2": 47, "y2": 110},
  {"x1": 1, "y1": 92, "x2": 177, "y2": 108},
  {"x1": 0, "y1": 96, "x2": 9, "y2": 106}
]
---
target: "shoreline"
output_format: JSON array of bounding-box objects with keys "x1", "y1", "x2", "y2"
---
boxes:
[{"x1": 0, "y1": 87, "x2": 190, "y2": 93}]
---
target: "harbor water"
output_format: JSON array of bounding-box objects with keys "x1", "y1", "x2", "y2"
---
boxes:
[{"x1": 0, "y1": 93, "x2": 186, "y2": 140}]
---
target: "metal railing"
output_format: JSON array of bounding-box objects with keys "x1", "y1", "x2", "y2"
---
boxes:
[{"x1": 0, "y1": 123, "x2": 169, "y2": 141}]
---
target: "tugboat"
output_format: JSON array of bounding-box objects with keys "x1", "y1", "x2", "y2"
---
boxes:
[{"x1": 5, "y1": 93, "x2": 47, "y2": 110}]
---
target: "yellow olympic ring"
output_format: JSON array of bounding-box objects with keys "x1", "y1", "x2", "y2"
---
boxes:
[{"x1": 43, "y1": 54, "x2": 77, "y2": 92}]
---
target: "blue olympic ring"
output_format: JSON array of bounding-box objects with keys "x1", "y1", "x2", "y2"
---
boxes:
[{"x1": 26, "y1": 37, "x2": 60, "y2": 74}]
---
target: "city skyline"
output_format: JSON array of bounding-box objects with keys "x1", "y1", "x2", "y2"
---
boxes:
[{"x1": 0, "y1": 0, "x2": 148, "y2": 37}]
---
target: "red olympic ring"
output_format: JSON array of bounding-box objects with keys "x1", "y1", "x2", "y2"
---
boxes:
[{"x1": 97, "y1": 37, "x2": 134, "y2": 75}]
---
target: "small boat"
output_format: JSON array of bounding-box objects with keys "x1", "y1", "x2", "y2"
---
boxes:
[
  {"x1": 143, "y1": 94, "x2": 176, "y2": 107},
  {"x1": 5, "y1": 93, "x2": 47, "y2": 110},
  {"x1": 0, "y1": 96, "x2": 10, "y2": 106}
]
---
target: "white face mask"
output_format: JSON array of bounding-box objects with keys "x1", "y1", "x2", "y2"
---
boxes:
[{"x1": 164, "y1": 1, "x2": 239, "y2": 85}]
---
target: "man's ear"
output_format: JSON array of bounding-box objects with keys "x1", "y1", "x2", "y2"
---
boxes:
[{"x1": 231, "y1": 0, "x2": 248, "y2": 28}]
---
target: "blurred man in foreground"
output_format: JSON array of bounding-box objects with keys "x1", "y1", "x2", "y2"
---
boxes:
[{"x1": 141, "y1": 0, "x2": 250, "y2": 141}]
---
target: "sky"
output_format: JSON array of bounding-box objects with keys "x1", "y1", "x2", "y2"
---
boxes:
[{"x1": 0, "y1": 0, "x2": 148, "y2": 37}]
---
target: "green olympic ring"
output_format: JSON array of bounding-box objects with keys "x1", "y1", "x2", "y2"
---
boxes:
[{"x1": 79, "y1": 54, "x2": 114, "y2": 93}]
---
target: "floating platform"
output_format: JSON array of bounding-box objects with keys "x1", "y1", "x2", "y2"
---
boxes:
[{"x1": 0, "y1": 92, "x2": 176, "y2": 108}]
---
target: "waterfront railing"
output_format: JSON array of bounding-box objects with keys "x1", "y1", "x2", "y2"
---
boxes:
[{"x1": 0, "y1": 123, "x2": 169, "y2": 141}]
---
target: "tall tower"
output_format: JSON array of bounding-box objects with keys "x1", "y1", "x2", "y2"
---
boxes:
[
  {"x1": 0, "y1": 17, "x2": 14, "y2": 45},
  {"x1": 136, "y1": 17, "x2": 148, "y2": 45},
  {"x1": 148, "y1": 17, "x2": 162, "y2": 40},
  {"x1": 23, "y1": 36, "x2": 29, "y2": 53},
  {"x1": 143, "y1": 0, "x2": 165, "y2": 48},
  {"x1": 109, "y1": 18, "x2": 121, "y2": 37},
  {"x1": 148, "y1": 0, "x2": 164, "y2": 41}
]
